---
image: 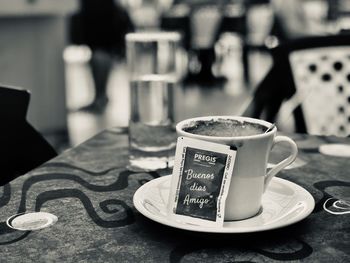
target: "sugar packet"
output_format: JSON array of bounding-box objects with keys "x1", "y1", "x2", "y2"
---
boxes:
[{"x1": 168, "y1": 137, "x2": 236, "y2": 227}]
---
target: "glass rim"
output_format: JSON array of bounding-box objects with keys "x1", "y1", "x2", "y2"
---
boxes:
[{"x1": 126, "y1": 31, "x2": 181, "y2": 42}]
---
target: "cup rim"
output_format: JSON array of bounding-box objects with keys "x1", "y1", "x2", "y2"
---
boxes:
[{"x1": 176, "y1": 116, "x2": 276, "y2": 140}]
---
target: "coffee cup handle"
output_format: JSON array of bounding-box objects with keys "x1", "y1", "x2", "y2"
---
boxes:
[{"x1": 264, "y1": 136, "x2": 298, "y2": 192}]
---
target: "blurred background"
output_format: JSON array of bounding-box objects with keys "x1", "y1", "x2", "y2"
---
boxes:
[{"x1": 1, "y1": 0, "x2": 349, "y2": 152}]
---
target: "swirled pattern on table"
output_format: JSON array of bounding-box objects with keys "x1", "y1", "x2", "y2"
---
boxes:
[{"x1": 0, "y1": 130, "x2": 349, "y2": 262}]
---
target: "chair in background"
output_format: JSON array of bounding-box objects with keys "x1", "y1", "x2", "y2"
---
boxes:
[
  {"x1": 160, "y1": 4, "x2": 191, "y2": 50},
  {"x1": 243, "y1": 34, "x2": 350, "y2": 136},
  {"x1": 0, "y1": 85, "x2": 57, "y2": 186},
  {"x1": 189, "y1": 4, "x2": 222, "y2": 84},
  {"x1": 214, "y1": 3, "x2": 249, "y2": 84}
]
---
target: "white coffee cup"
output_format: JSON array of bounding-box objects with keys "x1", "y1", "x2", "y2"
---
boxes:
[{"x1": 176, "y1": 116, "x2": 298, "y2": 221}]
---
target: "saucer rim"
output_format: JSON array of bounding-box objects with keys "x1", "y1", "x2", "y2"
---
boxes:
[{"x1": 133, "y1": 175, "x2": 315, "y2": 233}]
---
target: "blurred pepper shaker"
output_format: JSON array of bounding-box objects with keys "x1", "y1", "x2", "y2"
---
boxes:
[{"x1": 213, "y1": 32, "x2": 244, "y2": 95}]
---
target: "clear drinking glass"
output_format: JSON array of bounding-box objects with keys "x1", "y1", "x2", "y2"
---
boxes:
[{"x1": 126, "y1": 32, "x2": 181, "y2": 171}]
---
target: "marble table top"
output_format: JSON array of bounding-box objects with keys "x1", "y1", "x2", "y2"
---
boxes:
[{"x1": 1, "y1": 127, "x2": 349, "y2": 262}]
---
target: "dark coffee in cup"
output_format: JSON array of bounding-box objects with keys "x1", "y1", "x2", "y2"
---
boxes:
[{"x1": 182, "y1": 118, "x2": 267, "y2": 137}]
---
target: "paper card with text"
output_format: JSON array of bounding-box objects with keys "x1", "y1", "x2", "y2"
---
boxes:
[{"x1": 168, "y1": 137, "x2": 236, "y2": 227}]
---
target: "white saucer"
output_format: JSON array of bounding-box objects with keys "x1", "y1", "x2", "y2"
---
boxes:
[
  {"x1": 319, "y1": 143, "x2": 350, "y2": 157},
  {"x1": 6, "y1": 212, "x2": 58, "y2": 231},
  {"x1": 133, "y1": 175, "x2": 315, "y2": 233}
]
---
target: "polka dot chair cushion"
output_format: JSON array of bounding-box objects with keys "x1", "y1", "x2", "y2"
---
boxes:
[{"x1": 289, "y1": 47, "x2": 350, "y2": 137}]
